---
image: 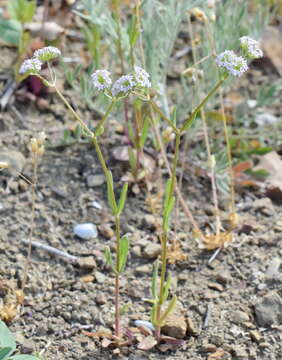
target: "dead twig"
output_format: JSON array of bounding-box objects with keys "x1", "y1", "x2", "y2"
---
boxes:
[{"x1": 21, "y1": 239, "x2": 78, "y2": 263}]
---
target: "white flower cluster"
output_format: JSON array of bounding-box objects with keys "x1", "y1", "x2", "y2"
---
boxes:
[
  {"x1": 134, "y1": 66, "x2": 151, "y2": 88},
  {"x1": 91, "y1": 70, "x2": 112, "y2": 91},
  {"x1": 34, "y1": 46, "x2": 61, "y2": 62},
  {"x1": 91, "y1": 66, "x2": 151, "y2": 98},
  {"x1": 216, "y1": 36, "x2": 263, "y2": 77},
  {"x1": 19, "y1": 46, "x2": 61, "y2": 76},
  {"x1": 216, "y1": 50, "x2": 248, "y2": 77},
  {"x1": 239, "y1": 36, "x2": 263, "y2": 59},
  {"x1": 19, "y1": 58, "x2": 42, "y2": 75},
  {"x1": 112, "y1": 74, "x2": 136, "y2": 97}
]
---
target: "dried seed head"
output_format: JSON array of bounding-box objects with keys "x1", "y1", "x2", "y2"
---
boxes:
[
  {"x1": 34, "y1": 46, "x2": 61, "y2": 62},
  {"x1": 111, "y1": 74, "x2": 136, "y2": 97},
  {"x1": 91, "y1": 70, "x2": 112, "y2": 91},
  {"x1": 0, "y1": 161, "x2": 9, "y2": 169},
  {"x1": 37, "y1": 131, "x2": 47, "y2": 145},
  {"x1": 207, "y1": 0, "x2": 215, "y2": 8},
  {"x1": 19, "y1": 58, "x2": 42, "y2": 75},
  {"x1": 191, "y1": 8, "x2": 208, "y2": 22},
  {"x1": 239, "y1": 36, "x2": 263, "y2": 59},
  {"x1": 216, "y1": 50, "x2": 248, "y2": 77},
  {"x1": 30, "y1": 138, "x2": 38, "y2": 153}
]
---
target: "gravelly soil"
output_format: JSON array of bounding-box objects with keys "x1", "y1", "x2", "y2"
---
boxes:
[{"x1": 1, "y1": 43, "x2": 282, "y2": 360}]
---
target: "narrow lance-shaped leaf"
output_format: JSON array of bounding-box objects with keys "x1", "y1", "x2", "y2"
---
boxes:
[
  {"x1": 162, "y1": 272, "x2": 172, "y2": 303},
  {"x1": 140, "y1": 117, "x2": 150, "y2": 148},
  {"x1": 105, "y1": 170, "x2": 118, "y2": 214},
  {"x1": 117, "y1": 183, "x2": 128, "y2": 216},
  {"x1": 171, "y1": 106, "x2": 177, "y2": 126},
  {"x1": 104, "y1": 247, "x2": 114, "y2": 270},
  {"x1": 0, "y1": 347, "x2": 13, "y2": 360},
  {"x1": 163, "y1": 178, "x2": 173, "y2": 212},
  {"x1": 181, "y1": 109, "x2": 199, "y2": 133},
  {"x1": 128, "y1": 147, "x2": 137, "y2": 174},
  {"x1": 118, "y1": 236, "x2": 129, "y2": 273},
  {"x1": 158, "y1": 295, "x2": 177, "y2": 327},
  {"x1": 151, "y1": 260, "x2": 159, "y2": 299},
  {"x1": 128, "y1": 16, "x2": 139, "y2": 47},
  {"x1": 163, "y1": 196, "x2": 175, "y2": 233},
  {"x1": 151, "y1": 302, "x2": 158, "y2": 325}
]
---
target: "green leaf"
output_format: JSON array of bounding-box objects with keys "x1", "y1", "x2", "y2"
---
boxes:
[
  {"x1": 128, "y1": 16, "x2": 139, "y2": 47},
  {"x1": 8, "y1": 0, "x2": 36, "y2": 23},
  {"x1": 128, "y1": 147, "x2": 137, "y2": 173},
  {"x1": 140, "y1": 117, "x2": 150, "y2": 148},
  {"x1": 151, "y1": 261, "x2": 159, "y2": 299},
  {"x1": 0, "y1": 321, "x2": 16, "y2": 355},
  {"x1": 181, "y1": 109, "x2": 198, "y2": 132},
  {"x1": 163, "y1": 196, "x2": 175, "y2": 233},
  {"x1": 9, "y1": 356, "x2": 39, "y2": 360},
  {"x1": 162, "y1": 272, "x2": 171, "y2": 302},
  {"x1": 117, "y1": 183, "x2": 128, "y2": 215},
  {"x1": 157, "y1": 295, "x2": 177, "y2": 326},
  {"x1": 150, "y1": 303, "x2": 157, "y2": 325},
  {"x1": 105, "y1": 170, "x2": 118, "y2": 214},
  {"x1": 118, "y1": 236, "x2": 129, "y2": 273},
  {"x1": 0, "y1": 347, "x2": 13, "y2": 360},
  {"x1": 127, "y1": 122, "x2": 136, "y2": 147},
  {"x1": 0, "y1": 17, "x2": 21, "y2": 46},
  {"x1": 104, "y1": 247, "x2": 113, "y2": 267},
  {"x1": 163, "y1": 179, "x2": 173, "y2": 212},
  {"x1": 247, "y1": 147, "x2": 272, "y2": 155},
  {"x1": 171, "y1": 106, "x2": 177, "y2": 125}
]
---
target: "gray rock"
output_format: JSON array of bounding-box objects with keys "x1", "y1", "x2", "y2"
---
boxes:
[
  {"x1": 252, "y1": 198, "x2": 274, "y2": 216},
  {"x1": 86, "y1": 174, "x2": 105, "y2": 187},
  {"x1": 135, "y1": 264, "x2": 152, "y2": 275},
  {"x1": 266, "y1": 257, "x2": 281, "y2": 280},
  {"x1": 254, "y1": 292, "x2": 282, "y2": 327},
  {"x1": 94, "y1": 271, "x2": 106, "y2": 284},
  {"x1": 143, "y1": 243, "x2": 162, "y2": 259},
  {"x1": 231, "y1": 310, "x2": 250, "y2": 325}
]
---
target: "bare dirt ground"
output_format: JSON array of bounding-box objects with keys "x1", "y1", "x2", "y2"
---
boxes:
[{"x1": 1, "y1": 26, "x2": 282, "y2": 360}]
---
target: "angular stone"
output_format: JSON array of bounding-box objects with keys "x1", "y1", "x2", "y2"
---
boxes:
[
  {"x1": 162, "y1": 314, "x2": 187, "y2": 339},
  {"x1": 143, "y1": 243, "x2": 162, "y2": 259},
  {"x1": 254, "y1": 291, "x2": 282, "y2": 327}
]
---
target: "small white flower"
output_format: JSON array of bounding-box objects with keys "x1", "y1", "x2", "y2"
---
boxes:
[
  {"x1": 112, "y1": 74, "x2": 136, "y2": 97},
  {"x1": 19, "y1": 58, "x2": 42, "y2": 75},
  {"x1": 134, "y1": 66, "x2": 151, "y2": 88},
  {"x1": 240, "y1": 36, "x2": 263, "y2": 59},
  {"x1": 34, "y1": 46, "x2": 61, "y2": 62},
  {"x1": 216, "y1": 50, "x2": 248, "y2": 77},
  {"x1": 91, "y1": 70, "x2": 112, "y2": 91}
]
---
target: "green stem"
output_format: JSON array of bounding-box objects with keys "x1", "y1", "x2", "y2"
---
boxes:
[
  {"x1": 155, "y1": 232, "x2": 168, "y2": 340},
  {"x1": 115, "y1": 215, "x2": 121, "y2": 338},
  {"x1": 149, "y1": 100, "x2": 179, "y2": 134},
  {"x1": 95, "y1": 100, "x2": 116, "y2": 136},
  {"x1": 155, "y1": 132, "x2": 181, "y2": 340},
  {"x1": 54, "y1": 84, "x2": 93, "y2": 137},
  {"x1": 51, "y1": 80, "x2": 122, "y2": 338},
  {"x1": 180, "y1": 74, "x2": 228, "y2": 133}
]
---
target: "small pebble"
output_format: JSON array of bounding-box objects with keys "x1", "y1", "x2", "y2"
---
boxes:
[
  {"x1": 73, "y1": 223, "x2": 98, "y2": 240},
  {"x1": 135, "y1": 320, "x2": 155, "y2": 331},
  {"x1": 143, "y1": 243, "x2": 162, "y2": 259},
  {"x1": 249, "y1": 330, "x2": 262, "y2": 343},
  {"x1": 98, "y1": 224, "x2": 114, "y2": 239}
]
